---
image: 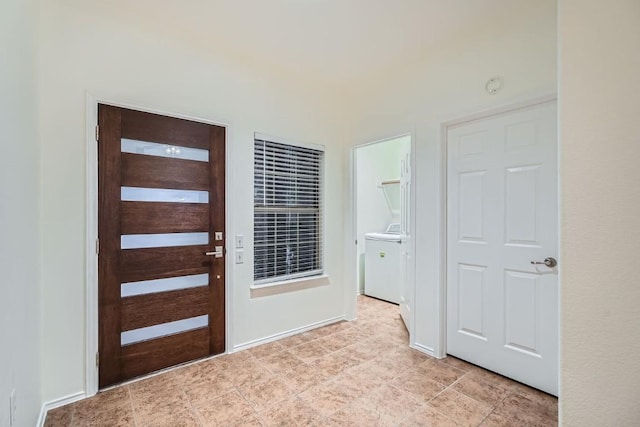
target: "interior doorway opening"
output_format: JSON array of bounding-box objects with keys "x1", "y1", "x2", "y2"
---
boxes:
[{"x1": 353, "y1": 135, "x2": 412, "y2": 330}]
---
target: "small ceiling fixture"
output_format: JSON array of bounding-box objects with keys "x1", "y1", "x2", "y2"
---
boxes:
[{"x1": 485, "y1": 76, "x2": 503, "y2": 95}]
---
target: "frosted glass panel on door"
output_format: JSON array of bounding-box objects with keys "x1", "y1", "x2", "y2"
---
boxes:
[
  {"x1": 121, "y1": 274, "x2": 209, "y2": 297},
  {"x1": 121, "y1": 315, "x2": 209, "y2": 346},
  {"x1": 121, "y1": 232, "x2": 209, "y2": 249},
  {"x1": 121, "y1": 187, "x2": 209, "y2": 203},
  {"x1": 121, "y1": 139, "x2": 209, "y2": 162}
]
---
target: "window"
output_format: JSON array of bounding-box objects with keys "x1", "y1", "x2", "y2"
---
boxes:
[{"x1": 254, "y1": 134, "x2": 324, "y2": 285}]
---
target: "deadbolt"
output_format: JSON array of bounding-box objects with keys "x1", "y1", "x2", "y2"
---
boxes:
[{"x1": 531, "y1": 257, "x2": 557, "y2": 268}]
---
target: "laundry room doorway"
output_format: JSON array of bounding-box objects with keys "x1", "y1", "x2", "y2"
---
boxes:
[{"x1": 352, "y1": 134, "x2": 414, "y2": 335}]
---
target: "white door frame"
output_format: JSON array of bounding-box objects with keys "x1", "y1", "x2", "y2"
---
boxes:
[
  {"x1": 347, "y1": 132, "x2": 417, "y2": 342},
  {"x1": 84, "y1": 93, "x2": 233, "y2": 396},
  {"x1": 435, "y1": 93, "x2": 558, "y2": 358}
]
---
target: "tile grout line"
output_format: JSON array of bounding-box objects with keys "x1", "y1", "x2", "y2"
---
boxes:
[
  {"x1": 476, "y1": 391, "x2": 513, "y2": 426},
  {"x1": 69, "y1": 403, "x2": 77, "y2": 427},
  {"x1": 440, "y1": 369, "x2": 517, "y2": 427},
  {"x1": 179, "y1": 380, "x2": 205, "y2": 427},
  {"x1": 230, "y1": 376, "x2": 266, "y2": 424},
  {"x1": 125, "y1": 386, "x2": 140, "y2": 427},
  {"x1": 415, "y1": 371, "x2": 470, "y2": 425}
]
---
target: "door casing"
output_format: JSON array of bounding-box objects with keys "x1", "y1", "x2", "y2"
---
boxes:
[
  {"x1": 435, "y1": 93, "x2": 558, "y2": 359},
  {"x1": 85, "y1": 94, "x2": 232, "y2": 397}
]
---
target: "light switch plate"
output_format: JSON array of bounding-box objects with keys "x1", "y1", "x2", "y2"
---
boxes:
[
  {"x1": 235, "y1": 250, "x2": 244, "y2": 264},
  {"x1": 235, "y1": 234, "x2": 244, "y2": 248}
]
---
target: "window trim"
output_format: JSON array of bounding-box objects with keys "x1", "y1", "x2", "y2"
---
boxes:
[
  {"x1": 255, "y1": 132, "x2": 325, "y2": 153},
  {"x1": 252, "y1": 132, "x2": 326, "y2": 289},
  {"x1": 250, "y1": 274, "x2": 330, "y2": 298}
]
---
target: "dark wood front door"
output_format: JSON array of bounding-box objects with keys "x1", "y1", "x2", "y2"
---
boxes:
[{"x1": 98, "y1": 105, "x2": 225, "y2": 388}]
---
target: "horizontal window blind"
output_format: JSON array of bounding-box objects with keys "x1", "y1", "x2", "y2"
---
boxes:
[{"x1": 254, "y1": 137, "x2": 324, "y2": 284}]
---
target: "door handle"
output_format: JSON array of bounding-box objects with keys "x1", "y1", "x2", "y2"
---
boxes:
[
  {"x1": 531, "y1": 257, "x2": 557, "y2": 268},
  {"x1": 205, "y1": 246, "x2": 224, "y2": 258}
]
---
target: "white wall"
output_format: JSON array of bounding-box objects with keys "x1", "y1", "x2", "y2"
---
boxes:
[
  {"x1": 355, "y1": 136, "x2": 409, "y2": 292},
  {"x1": 0, "y1": 0, "x2": 42, "y2": 425},
  {"x1": 346, "y1": 2, "x2": 557, "y2": 353},
  {"x1": 17, "y1": 1, "x2": 640, "y2": 422},
  {"x1": 37, "y1": 1, "x2": 347, "y2": 402},
  {"x1": 559, "y1": 1, "x2": 640, "y2": 425}
]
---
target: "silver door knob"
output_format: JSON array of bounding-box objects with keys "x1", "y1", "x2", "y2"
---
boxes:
[{"x1": 531, "y1": 257, "x2": 557, "y2": 268}]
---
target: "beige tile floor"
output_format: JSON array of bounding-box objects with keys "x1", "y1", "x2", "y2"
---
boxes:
[{"x1": 45, "y1": 295, "x2": 557, "y2": 426}]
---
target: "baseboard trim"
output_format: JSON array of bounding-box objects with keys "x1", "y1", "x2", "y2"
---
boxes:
[
  {"x1": 233, "y1": 315, "x2": 345, "y2": 352},
  {"x1": 411, "y1": 342, "x2": 437, "y2": 358},
  {"x1": 37, "y1": 391, "x2": 86, "y2": 427}
]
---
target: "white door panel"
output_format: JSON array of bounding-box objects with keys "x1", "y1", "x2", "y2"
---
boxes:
[
  {"x1": 400, "y1": 151, "x2": 412, "y2": 330},
  {"x1": 447, "y1": 101, "x2": 558, "y2": 395}
]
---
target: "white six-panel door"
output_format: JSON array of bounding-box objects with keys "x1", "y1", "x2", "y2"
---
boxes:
[{"x1": 446, "y1": 101, "x2": 558, "y2": 395}]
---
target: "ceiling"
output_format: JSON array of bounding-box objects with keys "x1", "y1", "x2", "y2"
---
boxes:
[{"x1": 80, "y1": 0, "x2": 556, "y2": 87}]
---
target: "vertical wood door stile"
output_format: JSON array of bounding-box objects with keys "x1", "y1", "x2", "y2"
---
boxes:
[
  {"x1": 98, "y1": 105, "x2": 123, "y2": 387},
  {"x1": 209, "y1": 125, "x2": 225, "y2": 354}
]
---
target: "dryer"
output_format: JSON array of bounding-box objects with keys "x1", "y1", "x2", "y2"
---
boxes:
[{"x1": 364, "y1": 225, "x2": 401, "y2": 304}]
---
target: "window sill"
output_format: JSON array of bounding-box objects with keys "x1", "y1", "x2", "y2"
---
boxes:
[{"x1": 250, "y1": 274, "x2": 330, "y2": 298}]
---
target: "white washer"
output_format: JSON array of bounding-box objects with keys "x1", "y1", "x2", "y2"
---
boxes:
[{"x1": 364, "y1": 229, "x2": 401, "y2": 304}]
